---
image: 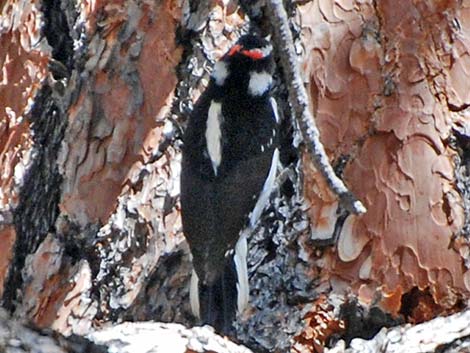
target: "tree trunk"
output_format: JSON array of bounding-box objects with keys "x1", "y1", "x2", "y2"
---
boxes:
[{"x1": 1, "y1": 0, "x2": 469, "y2": 352}]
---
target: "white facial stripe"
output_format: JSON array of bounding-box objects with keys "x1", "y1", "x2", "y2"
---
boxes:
[
  {"x1": 212, "y1": 61, "x2": 228, "y2": 86},
  {"x1": 259, "y1": 44, "x2": 272, "y2": 57},
  {"x1": 248, "y1": 71, "x2": 272, "y2": 96},
  {"x1": 206, "y1": 101, "x2": 223, "y2": 175}
]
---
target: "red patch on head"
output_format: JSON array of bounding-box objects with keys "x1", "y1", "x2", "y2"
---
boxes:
[
  {"x1": 240, "y1": 49, "x2": 264, "y2": 60},
  {"x1": 227, "y1": 44, "x2": 242, "y2": 57}
]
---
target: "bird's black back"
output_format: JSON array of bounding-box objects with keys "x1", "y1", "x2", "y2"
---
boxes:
[
  {"x1": 182, "y1": 96, "x2": 277, "y2": 269},
  {"x1": 180, "y1": 34, "x2": 278, "y2": 332}
]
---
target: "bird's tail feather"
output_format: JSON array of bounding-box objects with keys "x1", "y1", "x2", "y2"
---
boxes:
[
  {"x1": 197, "y1": 255, "x2": 237, "y2": 333},
  {"x1": 190, "y1": 235, "x2": 249, "y2": 334}
]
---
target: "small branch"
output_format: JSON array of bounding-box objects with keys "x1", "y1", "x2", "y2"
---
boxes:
[{"x1": 266, "y1": 0, "x2": 366, "y2": 215}]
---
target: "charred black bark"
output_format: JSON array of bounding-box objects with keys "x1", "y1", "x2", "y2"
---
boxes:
[
  {"x1": 4, "y1": 85, "x2": 66, "y2": 312},
  {"x1": 2, "y1": 0, "x2": 79, "y2": 312},
  {"x1": 338, "y1": 299, "x2": 402, "y2": 346}
]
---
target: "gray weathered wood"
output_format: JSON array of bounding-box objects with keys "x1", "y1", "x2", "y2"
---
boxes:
[{"x1": 327, "y1": 309, "x2": 470, "y2": 353}]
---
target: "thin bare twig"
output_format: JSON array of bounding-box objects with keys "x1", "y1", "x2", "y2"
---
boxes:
[{"x1": 266, "y1": 0, "x2": 366, "y2": 215}]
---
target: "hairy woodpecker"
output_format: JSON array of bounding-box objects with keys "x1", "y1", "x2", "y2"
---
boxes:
[{"x1": 181, "y1": 34, "x2": 279, "y2": 333}]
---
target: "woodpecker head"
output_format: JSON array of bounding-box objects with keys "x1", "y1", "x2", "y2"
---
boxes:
[
  {"x1": 224, "y1": 35, "x2": 273, "y2": 62},
  {"x1": 211, "y1": 34, "x2": 274, "y2": 97}
]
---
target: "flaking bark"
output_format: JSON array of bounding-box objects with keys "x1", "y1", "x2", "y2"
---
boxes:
[
  {"x1": 266, "y1": 0, "x2": 366, "y2": 215},
  {"x1": 1, "y1": 0, "x2": 470, "y2": 352}
]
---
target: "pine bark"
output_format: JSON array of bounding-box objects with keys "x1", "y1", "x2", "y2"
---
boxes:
[{"x1": 1, "y1": 0, "x2": 469, "y2": 352}]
